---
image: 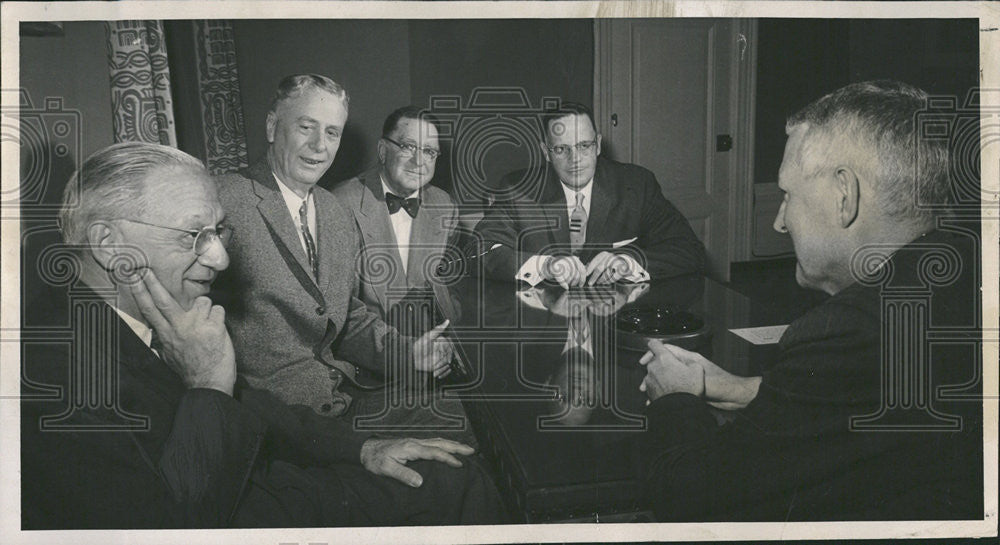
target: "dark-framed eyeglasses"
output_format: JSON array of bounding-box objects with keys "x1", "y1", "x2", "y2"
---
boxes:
[
  {"x1": 546, "y1": 140, "x2": 598, "y2": 157},
  {"x1": 383, "y1": 136, "x2": 441, "y2": 161},
  {"x1": 119, "y1": 218, "x2": 233, "y2": 255}
]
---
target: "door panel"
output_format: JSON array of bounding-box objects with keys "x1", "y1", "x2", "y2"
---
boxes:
[{"x1": 598, "y1": 19, "x2": 744, "y2": 280}]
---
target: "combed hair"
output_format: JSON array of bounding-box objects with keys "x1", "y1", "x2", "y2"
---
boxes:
[
  {"x1": 787, "y1": 80, "x2": 950, "y2": 223},
  {"x1": 541, "y1": 101, "x2": 597, "y2": 139},
  {"x1": 382, "y1": 105, "x2": 440, "y2": 138},
  {"x1": 269, "y1": 74, "x2": 349, "y2": 113},
  {"x1": 58, "y1": 142, "x2": 206, "y2": 244}
]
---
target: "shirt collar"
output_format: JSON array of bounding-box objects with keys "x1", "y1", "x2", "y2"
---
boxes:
[
  {"x1": 560, "y1": 178, "x2": 594, "y2": 209},
  {"x1": 273, "y1": 171, "x2": 314, "y2": 217},
  {"x1": 111, "y1": 306, "x2": 153, "y2": 348}
]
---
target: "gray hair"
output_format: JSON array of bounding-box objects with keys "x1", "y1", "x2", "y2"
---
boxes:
[
  {"x1": 269, "y1": 73, "x2": 349, "y2": 114},
  {"x1": 787, "y1": 80, "x2": 950, "y2": 225},
  {"x1": 59, "y1": 142, "x2": 206, "y2": 244}
]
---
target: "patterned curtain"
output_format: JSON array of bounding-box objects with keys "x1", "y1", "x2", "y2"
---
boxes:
[
  {"x1": 194, "y1": 20, "x2": 249, "y2": 174},
  {"x1": 105, "y1": 21, "x2": 177, "y2": 146}
]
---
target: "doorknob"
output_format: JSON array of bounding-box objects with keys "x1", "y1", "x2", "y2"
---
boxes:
[{"x1": 611, "y1": 113, "x2": 618, "y2": 127}]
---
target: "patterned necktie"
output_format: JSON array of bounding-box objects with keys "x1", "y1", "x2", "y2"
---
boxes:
[
  {"x1": 299, "y1": 198, "x2": 319, "y2": 280},
  {"x1": 569, "y1": 191, "x2": 587, "y2": 252},
  {"x1": 385, "y1": 192, "x2": 421, "y2": 218}
]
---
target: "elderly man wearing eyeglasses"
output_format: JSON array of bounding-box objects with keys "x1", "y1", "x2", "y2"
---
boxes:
[
  {"x1": 475, "y1": 102, "x2": 705, "y2": 288},
  {"x1": 331, "y1": 106, "x2": 456, "y2": 327}
]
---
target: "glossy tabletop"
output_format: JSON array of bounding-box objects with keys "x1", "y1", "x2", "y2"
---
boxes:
[{"x1": 439, "y1": 275, "x2": 786, "y2": 522}]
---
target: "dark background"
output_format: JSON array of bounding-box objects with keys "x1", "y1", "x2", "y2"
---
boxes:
[{"x1": 20, "y1": 18, "x2": 977, "y2": 194}]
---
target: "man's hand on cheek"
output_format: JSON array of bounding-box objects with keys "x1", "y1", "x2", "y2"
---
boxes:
[{"x1": 130, "y1": 270, "x2": 236, "y2": 395}]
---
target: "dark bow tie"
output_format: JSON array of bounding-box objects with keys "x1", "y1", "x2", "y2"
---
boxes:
[{"x1": 385, "y1": 192, "x2": 421, "y2": 218}]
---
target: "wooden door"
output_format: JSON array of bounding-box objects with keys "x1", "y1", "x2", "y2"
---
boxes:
[{"x1": 596, "y1": 18, "x2": 755, "y2": 281}]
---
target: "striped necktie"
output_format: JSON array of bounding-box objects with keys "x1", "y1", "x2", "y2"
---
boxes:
[
  {"x1": 569, "y1": 191, "x2": 587, "y2": 252},
  {"x1": 299, "y1": 198, "x2": 319, "y2": 280}
]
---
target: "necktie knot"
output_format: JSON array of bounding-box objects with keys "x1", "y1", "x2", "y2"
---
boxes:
[{"x1": 385, "y1": 192, "x2": 421, "y2": 218}]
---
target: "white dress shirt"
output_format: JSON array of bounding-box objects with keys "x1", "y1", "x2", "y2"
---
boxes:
[
  {"x1": 381, "y1": 175, "x2": 416, "y2": 274},
  {"x1": 516, "y1": 179, "x2": 649, "y2": 285},
  {"x1": 274, "y1": 172, "x2": 316, "y2": 255},
  {"x1": 112, "y1": 306, "x2": 156, "y2": 355}
]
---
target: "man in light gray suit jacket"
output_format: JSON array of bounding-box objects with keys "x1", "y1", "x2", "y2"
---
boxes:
[
  {"x1": 213, "y1": 76, "x2": 456, "y2": 422},
  {"x1": 332, "y1": 106, "x2": 458, "y2": 327}
]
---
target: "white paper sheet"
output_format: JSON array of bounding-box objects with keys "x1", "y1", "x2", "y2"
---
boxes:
[{"x1": 729, "y1": 324, "x2": 789, "y2": 345}]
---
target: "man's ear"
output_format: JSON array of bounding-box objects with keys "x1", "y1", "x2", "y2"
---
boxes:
[
  {"x1": 538, "y1": 140, "x2": 551, "y2": 163},
  {"x1": 595, "y1": 133, "x2": 603, "y2": 157},
  {"x1": 376, "y1": 139, "x2": 387, "y2": 165},
  {"x1": 834, "y1": 166, "x2": 860, "y2": 228},
  {"x1": 265, "y1": 111, "x2": 277, "y2": 143},
  {"x1": 87, "y1": 221, "x2": 121, "y2": 269}
]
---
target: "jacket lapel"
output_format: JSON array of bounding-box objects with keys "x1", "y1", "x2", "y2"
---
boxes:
[
  {"x1": 357, "y1": 169, "x2": 404, "y2": 310},
  {"x1": 246, "y1": 161, "x2": 320, "y2": 295},
  {"x1": 314, "y1": 187, "x2": 356, "y2": 298},
  {"x1": 540, "y1": 167, "x2": 571, "y2": 248},
  {"x1": 586, "y1": 159, "x2": 615, "y2": 245},
  {"x1": 406, "y1": 191, "x2": 443, "y2": 287}
]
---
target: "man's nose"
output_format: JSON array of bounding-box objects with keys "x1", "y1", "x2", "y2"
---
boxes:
[
  {"x1": 773, "y1": 201, "x2": 788, "y2": 233},
  {"x1": 308, "y1": 131, "x2": 326, "y2": 152},
  {"x1": 409, "y1": 150, "x2": 426, "y2": 166},
  {"x1": 199, "y1": 236, "x2": 230, "y2": 271}
]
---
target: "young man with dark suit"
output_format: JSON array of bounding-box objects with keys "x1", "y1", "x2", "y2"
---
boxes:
[{"x1": 474, "y1": 102, "x2": 705, "y2": 288}]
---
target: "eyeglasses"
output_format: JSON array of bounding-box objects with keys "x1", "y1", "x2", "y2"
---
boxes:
[
  {"x1": 383, "y1": 136, "x2": 441, "y2": 161},
  {"x1": 119, "y1": 218, "x2": 233, "y2": 255},
  {"x1": 546, "y1": 140, "x2": 599, "y2": 157}
]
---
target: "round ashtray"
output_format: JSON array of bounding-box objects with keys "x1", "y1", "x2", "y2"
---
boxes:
[{"x1": 616, "y1": 307, "x2": 710, "y2": 352}]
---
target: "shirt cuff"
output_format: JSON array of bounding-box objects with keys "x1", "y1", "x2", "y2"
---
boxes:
[
  {"x1": 516, "y1": 255, "x2": 550, "y2": 286},
  {"x1": 615, "y1": 253, "x2": 650, "y2": 283}
]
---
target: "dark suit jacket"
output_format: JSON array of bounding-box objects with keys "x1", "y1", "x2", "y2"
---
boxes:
[
  {"x1": 331, "y1": 167, "x2": 458, "y2": 320},
  {"x1": 214, "y1": 160, "x2": 409, "y2": 415},
  {"x1": 474, "y1": 157, "x2": 705, "y2": 281},
  {"x1": 20, "y1": 284, "x2": 369, "y2": 529},
  {"x1": 640, "y1": 229, "x2": 983, "y2": 520}
]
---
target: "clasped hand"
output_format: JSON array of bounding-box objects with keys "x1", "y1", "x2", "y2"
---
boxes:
[{"x1": 543, "y1": 251, "x2": 634, "y2": 289}]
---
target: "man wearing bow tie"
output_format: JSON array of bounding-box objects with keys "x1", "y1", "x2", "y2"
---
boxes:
[{"x1": 332, "y1": 106, "x2": 457, "y2": 328}]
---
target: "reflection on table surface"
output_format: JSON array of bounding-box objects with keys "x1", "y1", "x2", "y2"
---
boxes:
[{"x1": 435, "y1": 275, "x2": 782, "y2": 522}]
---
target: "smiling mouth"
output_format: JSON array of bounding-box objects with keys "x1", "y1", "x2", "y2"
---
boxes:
[{"x1": 301, "y1": 157, "x2": 325, "y2": 166}]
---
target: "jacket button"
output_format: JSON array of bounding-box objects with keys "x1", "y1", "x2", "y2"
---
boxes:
[
  {"x1": 320, "y1": 403, "x2": 332, "y2": 412},
  {"x1": 316, "y1": 306, "x2": 325, "y2": 315}
]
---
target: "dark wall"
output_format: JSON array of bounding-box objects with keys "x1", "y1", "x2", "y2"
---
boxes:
[
  {"x1": 409, "y1": 19, "x2": 593, "y2": 197},
  {"x1": 754, "y1": 18, "x2": 979, "y2": 184},
  {"x1": 19, "y1": 22, "x2": 114, "y2": 170},
  {"x1": 227, "y1": 19, "x2": 593, "y2": 195},
  {"x1": 231, "y1": 19, "x2": 412, "y2": 186}
]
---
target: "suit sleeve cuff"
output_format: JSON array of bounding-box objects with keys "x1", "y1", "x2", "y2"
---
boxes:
[
  {"x1": 516, "y1": 255, "x2": 550, "y2": 286},
  {"x1": 615, "y1": 253, "x2": 650, "y2": 283}
]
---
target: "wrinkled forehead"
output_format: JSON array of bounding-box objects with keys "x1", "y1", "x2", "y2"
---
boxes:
[
  {"x1": 545, "y1": 113, "x2": 595, "y2": 142},
  {"x1": 393, "y1": 116, "x2": 439, "y2": 143},
  {"x1": 140, "y1": 165, "x2": 221, "y2": 222}
]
